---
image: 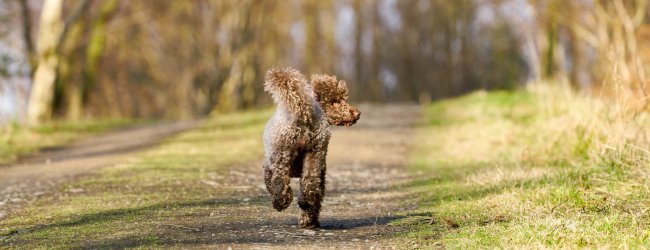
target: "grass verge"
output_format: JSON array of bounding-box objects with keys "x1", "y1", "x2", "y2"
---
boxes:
[
  {"x1": 0, "y1": 109, "x2": 271, "y2": 248},
  {"x1": 395, "y1": 84, "x2": 650, "y2": 248}
]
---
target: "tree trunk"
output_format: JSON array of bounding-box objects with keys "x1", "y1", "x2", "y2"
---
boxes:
[
  {"x1": 368, "y1": 1, "x2": 382, "y2": 102},
  {"x1": 27, "y1": 0, "x2": 64, "y2": 125},
  {"x1": 18, "y1": 0, "x2": 37, "y2": 75},
  {"x1": 64, "y1": 0, "x2": 119, "y2": 120},
  {"x1": 353, "y1": 0, "x2": 364, "y2": 99},
  {"x1": 216, "y1": 58, "x2": 243, "y2": 113},
  {"x1": 302, "y1": 1, "x2": 321, "y2": 73}
]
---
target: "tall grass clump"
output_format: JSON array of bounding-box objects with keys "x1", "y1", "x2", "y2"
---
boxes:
[
  {"x1": 530, "y1": 80, "x2": 649, "y2": 179},
  {"x1": 398, "y1": 80, "x2": 649, "y2": 248}
]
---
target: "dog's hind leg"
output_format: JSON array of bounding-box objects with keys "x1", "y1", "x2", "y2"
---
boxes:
[
  {"x1": 298, "y1": 150, "x2": 327, "y2": 228},
  {"x1": 264, "y1": 151, "x2": 295, "y2": 211}
]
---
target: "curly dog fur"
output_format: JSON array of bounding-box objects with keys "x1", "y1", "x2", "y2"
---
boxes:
[{"x1": 262, "y1": 67, "x2": 361, "y2": 228}]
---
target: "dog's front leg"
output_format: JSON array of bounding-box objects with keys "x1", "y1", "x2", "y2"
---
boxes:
[
  {"x1": 298, "y1": 150, "x2": 327, "y2": 228},
  {"x1": 264, "y1": 151, "x2": 295, "y2": 211}
]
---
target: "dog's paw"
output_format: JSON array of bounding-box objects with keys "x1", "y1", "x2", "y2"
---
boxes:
[
  {"x1": 272, "y1": 187, "x2": 293, "y2": 211},
  {"x1": 299, "y1": 212, "x2": 319, "y2": 229}
]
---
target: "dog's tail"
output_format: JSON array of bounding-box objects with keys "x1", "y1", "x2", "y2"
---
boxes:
[{"x1": 264, "y1": 67, "x2": 314, "y2": 124}]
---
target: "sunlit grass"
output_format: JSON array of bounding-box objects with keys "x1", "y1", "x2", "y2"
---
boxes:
[
  {"x1": 0, "y1": 109, "x2": 272, "y2": 248},
  {"x1": 396, "y1": 85, "x2": 650, "y2": 248},
  {"x1": 0, "y1": 119, "x2": 138, "y2": 165}
]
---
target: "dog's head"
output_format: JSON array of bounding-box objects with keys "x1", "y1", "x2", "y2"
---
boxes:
[{"x1": 311, "y1": 74, "x2": 361, "y2": 127}]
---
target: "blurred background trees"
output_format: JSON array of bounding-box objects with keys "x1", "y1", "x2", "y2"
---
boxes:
[{"x1": 0, "y1": 0, "x2": 648, "y2": 124}]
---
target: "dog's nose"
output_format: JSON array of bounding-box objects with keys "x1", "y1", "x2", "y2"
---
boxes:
[{"x1": 350, "y1": 108, "x2": 361, "y2": 120}]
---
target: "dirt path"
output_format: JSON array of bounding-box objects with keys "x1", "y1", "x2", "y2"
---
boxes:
[
  {"x1": 0, "y1": 121, "x2": 199, "y2": 219},
  {"x1": 0, "y1": 105, "x2": 420, "y2": 248},
  {"x1": 200, "y1": 105, "x2": 421, "y2": 249}
]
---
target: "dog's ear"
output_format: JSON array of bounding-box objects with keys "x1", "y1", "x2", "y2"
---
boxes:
[{"x1": 311, "y1": 74, "x2": 348, "y2": 104}]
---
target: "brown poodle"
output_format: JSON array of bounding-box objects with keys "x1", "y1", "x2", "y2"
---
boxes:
[{"x1": 262, "y1": 67, "x2": 361, "y2": 228}]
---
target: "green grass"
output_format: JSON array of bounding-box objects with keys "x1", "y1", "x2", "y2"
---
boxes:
[
  {"x1": 395, "y1": 88, "x2": 650, "y2": 248},
  {"x1": 0, "y1": 109, "x2": 272, "y2": 248},
  {"x1": 0, "y1": 119, "x2": 137, "y2": 164}
]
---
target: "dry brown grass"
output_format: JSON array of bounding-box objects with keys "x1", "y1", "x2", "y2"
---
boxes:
[{"x1": 398, "y1": 84, "x2": 650, "y2": 248}]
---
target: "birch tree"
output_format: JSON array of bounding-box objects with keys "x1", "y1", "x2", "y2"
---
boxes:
[
  {"x1": 26, "y1": 0, "x2": 63, "y2": 125},
  {"x1": 26, "y1": 0, "x2": 90, "y2": 125}
]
